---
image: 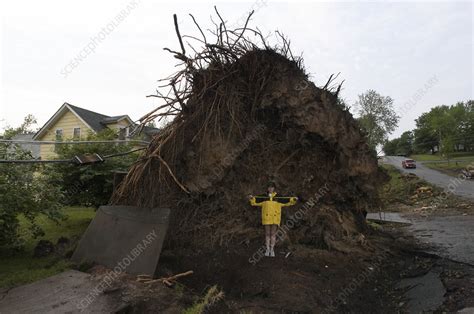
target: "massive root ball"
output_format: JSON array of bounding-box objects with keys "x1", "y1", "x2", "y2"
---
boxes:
[{"x1": 112, "y1": 12, "x2": 385, "y2": 251}]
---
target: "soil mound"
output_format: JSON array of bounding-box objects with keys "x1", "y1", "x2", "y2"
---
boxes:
[{"x1": 112, "y1": 12, "x2": 385, "y2": 251}]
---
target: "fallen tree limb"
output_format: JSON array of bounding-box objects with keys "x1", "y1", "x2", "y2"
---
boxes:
[{"x1": 139, "y1": 270, "x2": 194, "y2": 286}]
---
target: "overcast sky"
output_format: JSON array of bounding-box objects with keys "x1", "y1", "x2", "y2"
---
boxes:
[{"x1": 0, "y1": 0, "x2": 472, "y2": 138}]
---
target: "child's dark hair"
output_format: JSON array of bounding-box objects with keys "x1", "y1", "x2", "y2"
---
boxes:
[{"x1": 267, "y1": 181, "x2": 277, "y2": 188}]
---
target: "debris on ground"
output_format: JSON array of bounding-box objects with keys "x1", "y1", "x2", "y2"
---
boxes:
[{"x1": 136, "y1": 270, "x2": 193, "y2": 286}]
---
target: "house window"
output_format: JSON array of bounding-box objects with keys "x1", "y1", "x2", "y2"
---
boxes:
[
  {"x1": 55, "y1": 129, "x2": 63, "y2": 140},
  {"x1": 55, "y1": 129, "x2": 63, "y2": 152},
  {"x1": 73, "y1": 127, "x2": 81, "y2": 139},
  {"x1": 118, "y1": 127, "x2": 128, "y2": 140}
]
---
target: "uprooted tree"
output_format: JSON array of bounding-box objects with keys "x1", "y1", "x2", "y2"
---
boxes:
[{"x1": 112, "y1": 9, "x2": 386, "y2": 252}]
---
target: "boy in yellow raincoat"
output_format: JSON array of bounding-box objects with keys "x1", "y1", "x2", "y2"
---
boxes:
[{"x1": 248, "y1": 182, "x2": 298, "y2": 257}]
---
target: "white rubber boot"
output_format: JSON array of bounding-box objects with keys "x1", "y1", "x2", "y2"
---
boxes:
[
  {"x1": 270, "y1": 248, "x2": 275, "y2": 257},
  {"x1": 264, "y1": 247, "x2": 270, "y2": 257}
]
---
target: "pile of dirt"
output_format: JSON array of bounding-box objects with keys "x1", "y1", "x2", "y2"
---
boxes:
[
  {"x1": 85, "y1": 228, "x2": 407, "y2": 313},
  {"x1": 112, "y1": 12, "x2": 385, "y2": 251}
]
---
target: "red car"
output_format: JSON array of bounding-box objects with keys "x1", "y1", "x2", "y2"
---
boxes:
[{"x1": 402, "y1": 159, "x2": 416, "y2": 169}]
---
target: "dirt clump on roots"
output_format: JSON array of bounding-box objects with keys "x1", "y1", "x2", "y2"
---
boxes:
[{"x1": 111, "y1": 12, "x2": 385, "y2": 253}]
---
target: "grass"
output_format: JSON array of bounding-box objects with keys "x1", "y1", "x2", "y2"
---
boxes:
[
  {"x1": 379, "y1": 164, "x2": 435, "y2": 206},
  {"x1": 409, "y1": 153, "x2": 474, "y2": 177},
  {"x1": 424, "y1": 160, "x2": 472, "y2": 170},
  {"x1": 424, "y1": 160, "x2": 473, "y2": 177},
  {"x1": 0, "y1": 207, "x2": 95, "y2": 289},
  {"x1": 410, "y1": 152, "x2": 474, "y2": 162},
  {"x1": 366, "y1": 220, "x2": 382, "y2": 230},
  {"x1": 183, "y1": 285, "x2": 224, "y2": 314},
  {"x1": 380, "y1": 164, "x2": 413, "y2": 204}
]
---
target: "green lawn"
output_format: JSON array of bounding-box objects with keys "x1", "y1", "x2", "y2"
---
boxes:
[
  {"x1": 379, "y1": 164, "x2": 429, "y2": 205},
  {"x1": 424, "y1": 160, "x2": 473, "y2": 177},
  {"x1": 409, "y1": 153, "x2": 474, "y2": 176},
  {"x1": 0, "y1": 207, "x2": 95, "y2": 289},
  {"x1": 410, "y1": 152, "x2": 474, "y2": 162}
]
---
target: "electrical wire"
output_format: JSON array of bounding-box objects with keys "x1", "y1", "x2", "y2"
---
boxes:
[
  {"x1": 0, "y1": 139, "x2": 150, "y2": 145},
  {"x1": 0, "y1": 148, "x2": 146, "y2": 164}
]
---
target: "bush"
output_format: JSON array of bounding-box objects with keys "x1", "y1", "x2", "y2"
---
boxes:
[
  {"x1": 0, "y1": 142, "x2": 63, "y2": 249},
  {"x1": 48, "y1": 129, "x2": 140, "y2": 208}
]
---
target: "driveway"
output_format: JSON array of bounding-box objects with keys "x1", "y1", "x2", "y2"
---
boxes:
[{"x1": 383, "y1": 156, "x2": 474, "y2": 200}]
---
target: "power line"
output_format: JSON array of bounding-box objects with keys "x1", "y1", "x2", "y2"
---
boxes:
[
  {"x1": 0, "y1": 148, "x2": 146, "y2": 164},
  {"x1": 104, "y1": 148, "x2": 146, "y2": 159},
  {"x1": 0, "y1": 139, "x2": 150, "y2": 145}
]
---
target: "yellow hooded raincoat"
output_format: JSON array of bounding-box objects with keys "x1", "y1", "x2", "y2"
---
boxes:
[{"x1": 250, "y1": 192, "x2": 298, "y2": 225}]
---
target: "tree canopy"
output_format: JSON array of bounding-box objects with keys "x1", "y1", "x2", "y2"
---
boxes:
[
  {"x1": 0, "y1": 116, "x2": 63, "y2": 249},
  {"x1": 355, "y1": 90, "x2": 400, "y2": 151},
  {"x1": 383, "y1": 100, "x2": 473, "y2": 156}
]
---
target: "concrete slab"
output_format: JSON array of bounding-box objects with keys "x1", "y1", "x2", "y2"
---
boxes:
[
  {"x1": 72, "y1": 206, "x2": 170, "y2": 276},
  {"x1": 367, "y1": 212, "x2": 412, "y2": 224},
  {"x1": 0, "y1": 270, "x2": 122, "y2": 313}
]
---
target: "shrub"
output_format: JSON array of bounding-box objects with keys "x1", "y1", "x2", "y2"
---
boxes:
[
  {"x1": 0, "y1": 131, "x2": 63, "y2": 249},
  {"x1": 48, "y1": 129, "x2": 140, "y2": 208}
]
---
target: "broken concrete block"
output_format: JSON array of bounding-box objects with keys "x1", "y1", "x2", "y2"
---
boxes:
[{"x1": 72, "y1": 206, "x2": 170, "y2": 276}]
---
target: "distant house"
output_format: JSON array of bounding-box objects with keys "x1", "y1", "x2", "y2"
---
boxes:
[
  {"x1": 12, "y1": 133, "x2": 41, "y2": 158},
  {"x1": 33, "y1": 102, "x2": 158, "y2": 159}
]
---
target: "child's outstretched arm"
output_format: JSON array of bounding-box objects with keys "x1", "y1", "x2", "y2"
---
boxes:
[
  {"x1": 281, "y1": 196, "x2": 298, "y2": 207},
  {"x1": 248, "y1": 195, "x2": 264, "y2": 206}
]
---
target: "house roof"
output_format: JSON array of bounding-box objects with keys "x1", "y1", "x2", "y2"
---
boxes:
[
  {"x1": 100, "y1": 115, "x2": 130, "y2": 124},
  {"x1": 33, "y1": 103, "x2": 135, "y2": 140},
  {"x1": 142, "y1": 125, "x2": 161, "y2": 136},
  {"x1": 67, "y1": 104, "x2": 112, "y2": 132},
  {"x1": 33, "y1": 102, "x2": 161, "y2": 140}
]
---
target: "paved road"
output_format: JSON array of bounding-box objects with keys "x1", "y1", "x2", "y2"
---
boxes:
[
  {"x1": 406, "y1": 214, "x2": 474, "y2": 265},
  {"x1": 383, "y1": 156, "x2": 474, "y2": 200},
  {"x1": 367, "y1": 212, "x2": 474, "y2": 264}
]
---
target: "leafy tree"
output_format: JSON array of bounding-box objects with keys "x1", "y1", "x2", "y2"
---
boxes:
[
  {"x1": 412, "y1": 101, "x2": 473, "y2": 155},
  {"x1": 451, "y1": 101, "x2": 474, "y2": 151},
  {"x1": 383, "y1": 131, "x2": 414, "y2": 156},
  {"x1": 382, "y1": 138, "x2": 400, "y2": 155},
  {"x1": 440, "y1": 136, "x2": 456, "y2": 161},
  {"x1": 413, "y1": 112, "x2": 438, "y2": 154},
  {"x1": 397, "y1": 131, "x2": 414, "y2": 156},
  {"x1": 48, "y1": 129, "x2": 140, "y2": 208},
  {"x1": 2, "y1": 114, "x2": 37, "y2": 139},
  {"x1": 0, "y1": 116, "x2": 63, "y2": 249},
  {"x1": 355, "y1": 90, "x2": 399, "y2": 150}
]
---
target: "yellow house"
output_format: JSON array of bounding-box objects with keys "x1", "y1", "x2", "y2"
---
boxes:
[{"x1": 33, "y1": 102, "x2": 156, "y2": 159}]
